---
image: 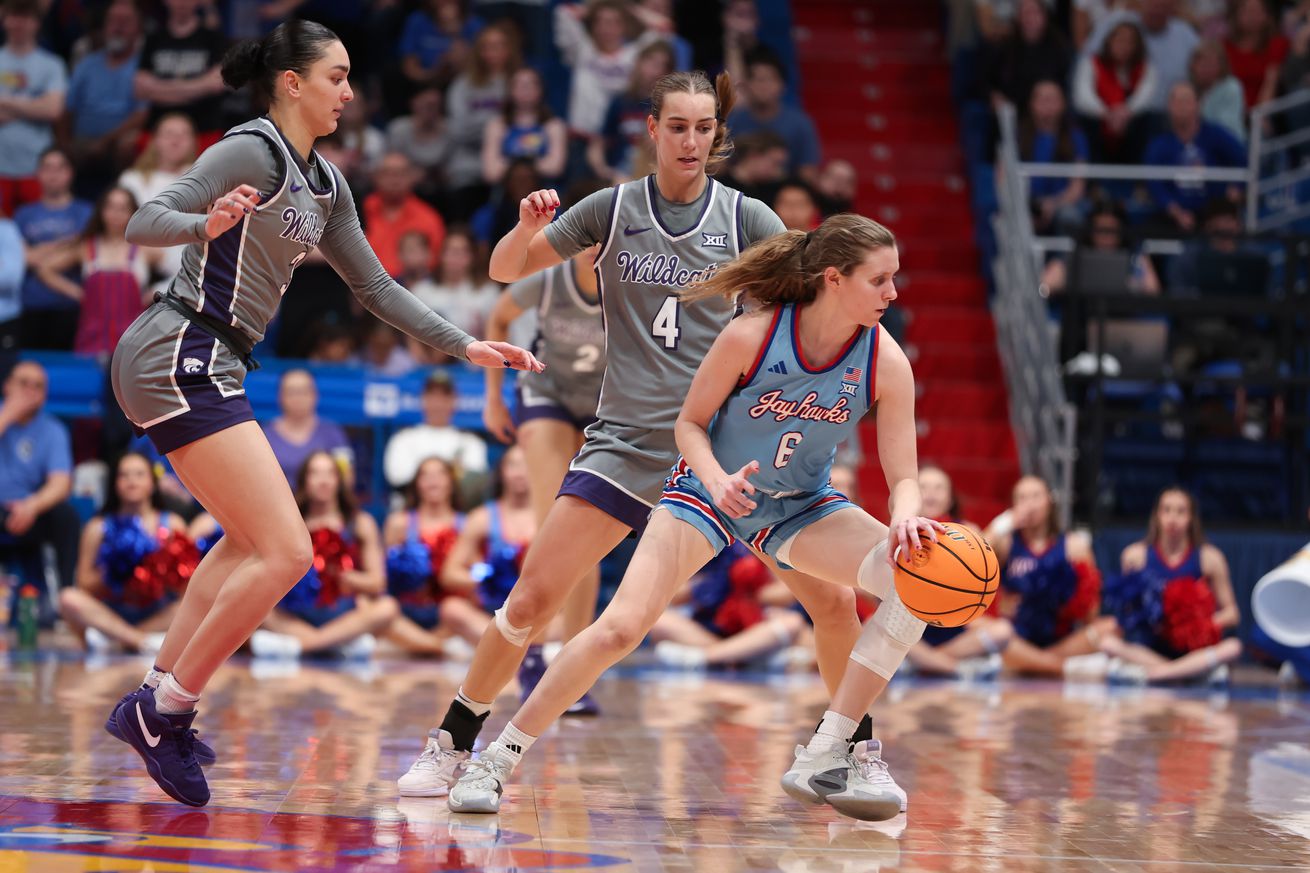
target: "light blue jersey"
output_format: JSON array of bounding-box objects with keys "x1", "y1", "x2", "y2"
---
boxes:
[{"x1": 661, "y1": 302, "x2": 880, "y2": 565}]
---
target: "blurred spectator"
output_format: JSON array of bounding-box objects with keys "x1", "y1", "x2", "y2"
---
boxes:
[
  {"x1": 1181, "y1": 0, "x2": 1229, "y2": 40},
  {"x1": 1072, "y1": 0, "x2": 1136, "y2": 49},
  {"x1": 1140, "y1": 0, "x2": 1202, "y2": 106},
  {"x1": 716, "y1": 0, "x2": 763, "y2": 83},
  {"x1": 261, "y1": 368, "x2": 354, "y2": 486},
  {"x1": 1023, "y1": 80, "x2": 1090, "y2": 233},
  {"x1": 481, "y1": 67, "x2": 566, "y2": 185},
  {"x1": 445, "y1": 21, "x2": 519, "y2": 220},
  {"x1": 1143, "y1": 81, "x2": 1244, "y2": 232},
  {"x1": 384, "y1": 370, "x2": 489, "y2": 490},
  {"x1": 983, "y1": 0, "x2": 1073, "y2": 109},
  {"x1": 772, "y1": 178, "x2": 820, "y2": 232},
  {"x1": 0, "y1": 216, "x2": 21, "y2": 375},
  {"x1": 411, "y1": 226, "x2": 498, "y2": 336},
  {"x1": 632, "y1": 0, "x2": 692, "y2": 70},
  {"x1": 395, "y1": 232, "x2": 456, "y2": 367},
  {"x1": 469, "y1": 0, "x2": 551, "y2": 67},
  {"x1": 0, "y1": 361, "x2": 78, "y2": 608},
  {"x1": 0, "y1": 0, "x2": 69, "y2": 216},
  {"x1": 118, "y1": 113, "x2": 198, "y2": 295},
  {"x1": 14, "y1": 148, "x2": 93, "y2": 350},
  {"x1": 353, "y1": 317, "x2": 418, "y2": 376},
  {"x1": 554, "y1": 0, "x2": 661, "y2": 137},
  {"x1": 249, "y1": 450, "x2": 396, "y2": 660},
  {"x1": 363, "y1": 152, "x2": 447, "y2": 278},
  {"x1": 335, "y1": 93, "x2": 386, "y2": 186},
  {"x1": 1072, "y1": 18, "x2": 1157, "y2": 160},
  {"x1": 1169, "y1": 197, "x2": 1271, "y2": 293},
  {"x1": 385, "y1": 85, "x2": 451, "y2": 195},
  {"x1": 1189, "y1": 40, "x2": 1246, "y2": 143},
  {"x1": 32, "y1": 186, "x2": 159, "y2": 358},
  {"x1": 134, "y1": 0, "x2": 228, "y2": 139},
  {"x1": 718, "y1": 130, "x2": 788, "y2": 204},
  {"x1": 586, "y1": 39, "x2": 675, "y2": 184},
  {"x1": 59, "y1": 451, "x2": 189, "y2": 654},
  {"x1": 814, "y1": 159, "x2": 858, "y2": 217},
  {"x1": 1043, "y1": 200, "x2": 1162, "y2": 297},
  {"x1": 1222, "y1": 0, "x2": 1289, "y2": 111},
  {"x1": 400, "y1": 0, "x2": 484, "y2": 91},
  {"x1": 125, "y1": 432, "x2": 198, "y2": 516},
  {"x1": 730, "y1": 50, "x2": 822, "y2": 181},
  {"x1": 58, "y1": 0, "x2": 148, "y2": 194},
  {"x1": 471, "y1": 157, "x2": 542, "y2": 252},
  {"x1": 307, "y1": 321, "x2": 357, "y2": 363},
  {"x1": 1280, "y1": 10, "x2": 1310, "y2": 138}
]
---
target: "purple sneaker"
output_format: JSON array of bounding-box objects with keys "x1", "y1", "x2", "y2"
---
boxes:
[
  {"x1": 113, "y1": 687, "x2": 210, "y2": 807},
  {"x1": 564, "y1": 691, "x2": 601, "y2": 717},
  {"x1": 106, "y1": 685, "x2": 216, "y2": 767},
  {"x1": 518, "y1": 646, "x2": 547, "y2": 704}
]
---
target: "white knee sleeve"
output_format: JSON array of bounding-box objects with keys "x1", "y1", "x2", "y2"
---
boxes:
[
  {"x1": 494, "y1": 606, "x2": 532, "y2": 647},
  {"x1": 856, "y1": 540, "x2": 892, "y2": 599},
  {"x1": 850, "y1": 583, "x2": 926, "y2": 680}
]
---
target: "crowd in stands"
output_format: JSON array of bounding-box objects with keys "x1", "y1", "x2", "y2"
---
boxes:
[{"x1": 0, "y1": 0, "x2": 1306, "y2": 688}]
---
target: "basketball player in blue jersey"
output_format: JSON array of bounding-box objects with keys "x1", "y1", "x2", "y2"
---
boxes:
[
  {"x1": 100, "y1": 20, "x2": 541, "y2": 808},
  {"x1": 446, "y1": 214, "x2": 941, "y2": 819},
  {"x1": 399, "y1": 71, "x2": 869, "y2": 799}
]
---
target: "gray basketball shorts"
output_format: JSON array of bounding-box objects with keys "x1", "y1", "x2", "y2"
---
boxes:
[
  {"x1": 557, "y1": 421, "x2": 678, "y2": 534},
  {"x1": 512, "y1": 370, "x2": 598, "y2": 432},
  {"x1": 110, "y1": 301, "x2": 254, "y2": 454}
]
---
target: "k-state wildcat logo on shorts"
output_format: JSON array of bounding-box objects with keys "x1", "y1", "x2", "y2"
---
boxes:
[
  {"x1": 701, "y1": 232, "x2": 727, "y2": 248},
  {"x1": 182, "y1": 357, "x2": 204, "y2": 374}
]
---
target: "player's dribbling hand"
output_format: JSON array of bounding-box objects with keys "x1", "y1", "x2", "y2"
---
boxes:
[
  {"x1": 519, "y1": 189, "x2": 560, "y2": 232},
  {"x1": 887, "y1": 516, "x2": 944, "y2": 566},
  {"x1": 205, "y1": 185, "x2": 261, "y2": 239},
  {"x1": 711, "y1": 461, "x2": 759, "y2": 519},
  {"x1": 466, "y1": 340, "x2": 546, "y2": 373},
  {"x1": 483, "y1": 397, "x2": 517, "y2": 444}
]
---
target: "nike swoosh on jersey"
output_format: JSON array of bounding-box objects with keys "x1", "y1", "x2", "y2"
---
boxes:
[
  {"x1": 136, "y1": 702, "x2": 162, "y2": 748},
  {"x1": 290, "y1": 183, "x2": 304, "y2": 192},
  {"x1": 623, "y1": 225, "x2": 651, "y2": 236}
]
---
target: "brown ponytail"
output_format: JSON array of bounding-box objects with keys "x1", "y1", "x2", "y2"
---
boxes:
[
  {"x1": 650, "y1": 69, "x2": 736, "y2": 173},
  {"x1": 686, "y1": 213, "x2": 897, "y2": 306}
]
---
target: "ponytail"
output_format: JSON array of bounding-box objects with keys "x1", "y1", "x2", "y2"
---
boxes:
[{"x1": 219, "y1": 19, "x2": 341, "y2": 108}]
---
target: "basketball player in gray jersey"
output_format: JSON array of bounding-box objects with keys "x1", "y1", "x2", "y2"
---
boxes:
[
  {"x1": 102, "y1": 20, "x2": 540, "y2": 808},
  {"x1": 399, "y1": 71, "x2": 869, "y2": 801}
]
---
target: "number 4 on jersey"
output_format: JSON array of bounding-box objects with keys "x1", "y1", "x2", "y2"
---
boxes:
[{"x1": 651, "y1": 295, "x2": 681, "y2": 349}]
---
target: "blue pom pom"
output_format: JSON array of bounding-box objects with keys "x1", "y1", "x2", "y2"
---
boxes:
[
  {"x1": 96, "y1": 516, "x2": 160, "y2": 596},
  {"x1": 386, "y1": 542, "x2": 432, "y2": 594},
  {"x1": 280, "y1": 564, "x2": 322, "y2": 612}
]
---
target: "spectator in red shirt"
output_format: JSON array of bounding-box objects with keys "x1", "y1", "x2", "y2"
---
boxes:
[
  {"x1": 363, "y1": 152, "x2": 446, "y2": 278},
  {"x1": 1223, "y1": 0, "x2": 1289, "y2": 111}
]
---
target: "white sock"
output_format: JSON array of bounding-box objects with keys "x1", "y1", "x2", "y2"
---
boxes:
[
  {"x1": 144, "y1": 666, "x2": 167, "y2": 688},
  {"x1": 807, "y1": 710, "x2": 859, "y2": 754},
  {"x1": 457, "y1": 687, "x2": 492, "y2": 718},
  {"x1": 496, "y1": 721, "x2": 537, "y2": 766},
  {"x1": 154, "y1": 674, "x2": 200, "y2": 715}
]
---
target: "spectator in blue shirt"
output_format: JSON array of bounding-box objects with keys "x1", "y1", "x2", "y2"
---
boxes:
[
  {"x1": 400, "y1": 0, "x2": 484, "y2": 90},
  {"x1": 1143, "y1": 81, "x2": 1245, "y2": 231},
  {"x1": 0, "y1": 217, "x2": 22, "y2": 378},
  {"x1": 0, "y1": 360, "x2": 79, "y2": 621},
  {"x1": 58, "y1": 0, "x2": 149, "y2": 194},
  {"x1": 0, "y1": 0, "x2": 69, "y2": 216},
  {"x1": 13, "y1": 148, "x2": 93, "y2": 350},
  {"x1": 1020, "y1": 79, "x2": 1090, "y2": 235},
  {"x1": 728, "y1": 50, "x2": 822, "y2": 183}
]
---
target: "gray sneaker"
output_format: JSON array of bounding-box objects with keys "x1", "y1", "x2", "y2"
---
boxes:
[
  {"x1": 823, "y1": 740, "x2": 906, "y2": 822},
  {"x1": 781, "y1": 743, "x2": 849, "y2": 805},
  {"x1": 447, "y1": 741, "x2": 515, "y2": 814}
]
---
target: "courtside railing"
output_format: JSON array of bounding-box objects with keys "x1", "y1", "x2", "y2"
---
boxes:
[{"x1": 1247, "y1": 89, "x2": 1310, "y2": 232}]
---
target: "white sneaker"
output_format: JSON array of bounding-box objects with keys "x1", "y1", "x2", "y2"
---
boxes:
[
  {"x1": 138, "y1": 632, "x2": 166, "y2": 656},
  {"x1": 397, "y1": 729, "x2": 470, "y2": 797},
  {"x1": 1278, "y1": 661, "x2": 1302, "y2": 687},
  {"x1": 85, "y1": 627, "x2": 114, "y2": 653},
  {"x1": 249, "y1": 629, "x2": 302, "y2": 659},
  {"x1": 442, "y1": 635, "x2": 476, "y2": 662},
  {"x1": 781, "y1": 743, "x2": 846, "y2": 806},
  {"x1": 1062, "y1": 651, "x2": 1110, "y2": 680},
  {"x1": 767, "y1": 644, "x2": 818, "y2": 672},
  {"x1": 1107, "y1": 657, "x2": 1148, "y2": 685},
  {"x1": 1207, "y1": 663, "x2": 1230, "y2": 687},
  {"x1": 824, "y1": 740, "x2": 907, "y2": 822},
  {"x1": 955, "y1": 653, "x2": 1002, "y2": 681},
  {"x1": 447, "y1": 741, "x2": 516, "y2": 814},
  {"x1": 338, "y1": 633, "x2": 377, "y2": 660},
  {"x1": 654, "y1": 640, "x2": 708, "y2": 669}
]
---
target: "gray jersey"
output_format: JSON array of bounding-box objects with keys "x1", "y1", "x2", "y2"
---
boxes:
[
  {"x1": 510, "y1": 262, "x2": 605, "y2": 404},
  {"x1": 545, "y1": 175, "x2": 784, "y2": 430},
  {"x1": 125, "y1": 116, "x2": 472, "y2": 358}
]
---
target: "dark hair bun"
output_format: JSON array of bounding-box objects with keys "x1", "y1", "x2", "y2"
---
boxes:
[{"x1": 220, "y1": 39, "x2": 263, "y2": 91}]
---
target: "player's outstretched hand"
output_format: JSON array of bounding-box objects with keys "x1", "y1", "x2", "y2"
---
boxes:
[
  {"x1": 887, "y1": 516, "x2": 945, "y2": 566},
  {"x1": 711, "y1": 461, "x2": 759, "y2": 519},
  {"x1": 518, "y1": 188, "x2": 560, "y2": 233},
  {"x1": 205, "y1": 185, "x2": 261, "y2": 239},
  {"x1": 466, "y1": 340, "x2": 545, "y2": 373}
]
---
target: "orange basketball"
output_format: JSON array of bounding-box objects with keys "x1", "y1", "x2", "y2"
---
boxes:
[{"x1": 893, "y1": 522, "x2": 999, "y2": 627}]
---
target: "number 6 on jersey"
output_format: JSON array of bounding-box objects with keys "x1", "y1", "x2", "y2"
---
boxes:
[{"x1": 775, "y1": 431, "x2": 803, "y2": 468}]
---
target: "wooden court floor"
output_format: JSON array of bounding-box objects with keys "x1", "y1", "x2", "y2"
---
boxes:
[{"x1": 2, "y1": 654, "x2": 1309, "y2": 872}]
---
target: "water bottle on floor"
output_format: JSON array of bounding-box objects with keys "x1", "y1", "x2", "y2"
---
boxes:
[{"x1": 16, "y1": 585, "x2": 39, "y2": 650}]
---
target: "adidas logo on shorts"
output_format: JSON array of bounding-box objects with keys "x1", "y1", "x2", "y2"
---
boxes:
[{"x1": 182, "y1": 357, "x2": 204, "y2": 374}]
